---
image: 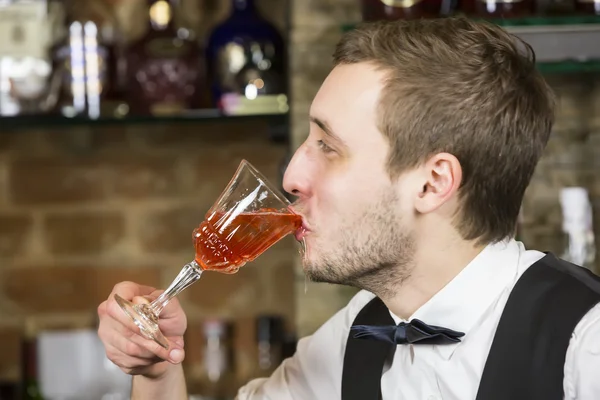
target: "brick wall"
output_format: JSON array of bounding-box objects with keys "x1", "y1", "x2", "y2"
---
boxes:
[
  {"x1": 0, "y1": 0, "x2": 293, "y2": 390},
  {"x1": 0, "y1": 122, "x2": 297, "y2": 387},
  {"x1": 289, "y1": 0, "x2": 600, "y2": 337}
]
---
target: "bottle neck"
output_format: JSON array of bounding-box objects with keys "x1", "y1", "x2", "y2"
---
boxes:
[
  {"x1": 231, "y1": 0, "x2": 256, "y2": 15},
  {"x1": 148, "y1": 0, "x2": 176, "y2": 30}
]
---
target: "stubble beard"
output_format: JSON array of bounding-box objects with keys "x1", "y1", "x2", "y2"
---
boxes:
[{"x1": 303, "y1": 192, "x2": 415, "y2": 299}]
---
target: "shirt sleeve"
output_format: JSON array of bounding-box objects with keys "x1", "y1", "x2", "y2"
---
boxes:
[
  {"x1": 564, "y1": 302, "x2": 600, "y2": 400},
  {"x1": 235, "y1": 290, "x2": 376, "y2": 400}
]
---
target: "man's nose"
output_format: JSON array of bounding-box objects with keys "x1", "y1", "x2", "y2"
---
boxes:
[{"x1": 283, "y1": 144, "x2": 312, "y2": 200}]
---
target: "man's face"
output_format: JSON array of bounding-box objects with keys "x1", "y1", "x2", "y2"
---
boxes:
[{"x1": 283, "y1": 63, "x2": 416, "y2": 294}]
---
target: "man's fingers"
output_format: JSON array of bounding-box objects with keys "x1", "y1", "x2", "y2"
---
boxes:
[
  {"x1": 133, "y1": 332, "x2": 185, "y2": 364},
  {"x1": 137, "y1": 290, "x2": 183, "y2": 322},
  {"x1": 103, "y1": 295, "x2": 185, "y2": 364},
  {"x1": 105, "y1": 295, "x2": 145, "y2": 338},
  {"x1": 100, "y1": 318, "x2": 161, "y2": 361},
  {"x1": 104, "y1": 343, "x2": 162, "y2": 373},
  {"x1": 132, "y1": 295, "x2": 152, "y2": 305},
  {"x1": 108, "y1": 281, "x2": 157, "y2": 302}
]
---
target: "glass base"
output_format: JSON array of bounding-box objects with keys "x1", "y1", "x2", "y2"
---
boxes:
[{"x1": 114, "y1": 294, "x2": 169, "y2": 349}]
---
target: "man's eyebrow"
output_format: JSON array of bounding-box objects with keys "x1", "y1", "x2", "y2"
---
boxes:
[{"x1": 309, "y1": 116, "x2": 346, "y2": 146}]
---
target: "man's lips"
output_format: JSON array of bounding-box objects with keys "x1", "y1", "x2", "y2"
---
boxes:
[
  {"x1": 295, "y1": 223, "x2": 310, "y2": 241},
  {"x1": 289, "y1": 206, "x2": 311, "y2": 241}
]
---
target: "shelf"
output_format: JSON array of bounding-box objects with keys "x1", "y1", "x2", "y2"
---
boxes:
[
  {"x1": 342, "y1": 15, "x2": 600, "y2": 65},
  {"x1": 479, "y1": 14, "x2": 600, "y2": 27},
  {"x1": 537, "y1": 60, "x2": 600, "y2": 74},
  {"x1": 0, "y1": 109, "x2": 289, "y2": 131}
]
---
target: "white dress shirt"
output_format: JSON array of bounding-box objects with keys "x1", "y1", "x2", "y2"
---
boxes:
[{"x1": 236, "y1": 239, "x2": 600, "y2": 399}]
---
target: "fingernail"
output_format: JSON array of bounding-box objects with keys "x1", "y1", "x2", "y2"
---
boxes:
[{"x1": 169, "y1": 349, "x2": 184, "y2": 364}]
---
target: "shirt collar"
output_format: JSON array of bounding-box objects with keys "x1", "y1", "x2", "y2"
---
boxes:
[{"x1": 388, "y1": 238, "x2": 524, "y2": 360}]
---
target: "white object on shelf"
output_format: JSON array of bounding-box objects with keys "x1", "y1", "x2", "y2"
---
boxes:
[{"x1": 559, "y1": 187, "x2": 596, "y2": 269}]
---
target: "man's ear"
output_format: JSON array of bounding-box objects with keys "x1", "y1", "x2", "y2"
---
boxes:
[{"x1": 414, "y1": 153, "x2": 462, "y2": 214}]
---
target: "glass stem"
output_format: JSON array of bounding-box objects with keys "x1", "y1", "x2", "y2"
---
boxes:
[{"x1": 147, "y1": 260, "x2": 202, "y2": 317}]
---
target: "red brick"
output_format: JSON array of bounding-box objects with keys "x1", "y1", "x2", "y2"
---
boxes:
[
  {"x1": 0, "y1": 214, "x2": 33, "y2": 257},
  {"x1": 9, "y1": 155, "x2": 186, "y2": 205},
  {"x1": 43, "y1": 212, "x2": 125, "y2": 255},
  {"x1": 9, "y1": 158, "x2": 106, "y2": 205},
  {"x1": 138, "y1": 207, "x2": 211, "y2": 253},
  {"x1": 3, "y1": 266, "x2": 161, "y2": 313},
  {"x1": 193, "y1": 142, "x2": 286, "y2": 189},
  {"x1": 0, "y1": 328, "x2": 20, "y2": 380},
  {"x1": 106, "y1": 157, "x2": 183, "y2": 199}
]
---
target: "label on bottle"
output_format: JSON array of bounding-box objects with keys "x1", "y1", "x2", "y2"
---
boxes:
[
  {"x1": 220, "y1": 93, "x2": 288, "y2": 116},
  {"x1": 380, "y1": 0, "x2": 424, "y2": 7},
  {"x1": 145, "y1": 38, "x2": 190, "y2": 59},
  {"x1": 150, "y1": 101, "x2": 185, "y2": 115},
  {"x1": 0, "y1": 2, "x2": 48, "y2": 59}
]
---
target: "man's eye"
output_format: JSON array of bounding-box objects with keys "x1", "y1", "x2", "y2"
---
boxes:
[{"x1": 317, "y1": 140, "x2": 334, "y2": 153}]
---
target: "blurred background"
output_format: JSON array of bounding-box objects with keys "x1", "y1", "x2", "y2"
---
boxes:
[{"x1": 0, "y1": 0, "x2": 599, "y2": 399}]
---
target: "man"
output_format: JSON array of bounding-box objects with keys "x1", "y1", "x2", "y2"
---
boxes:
[{"x1": 97, "y1": 17, "x2": 600, "y2": 399}]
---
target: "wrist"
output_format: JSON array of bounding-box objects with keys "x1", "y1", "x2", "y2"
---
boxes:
[
  {"x1": 140, "y1": 361, "x2": 176, "y2": 381},
  {"x1": 132, "y1": 363, "x2": 187, "y2": 400}
]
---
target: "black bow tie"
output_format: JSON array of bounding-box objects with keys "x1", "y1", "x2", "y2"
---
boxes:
[{"x1": 350, "y1": 319, "x2": 465, "y2": 345}]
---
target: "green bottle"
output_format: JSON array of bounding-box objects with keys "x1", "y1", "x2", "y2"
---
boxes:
[{"x1": 21, "y1": 320, "x2": 44, "y2": 400}]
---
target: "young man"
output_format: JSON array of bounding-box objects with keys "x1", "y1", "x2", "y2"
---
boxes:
[{"x1": 97, "y1": 17, "x2": 600, "y2": 399}]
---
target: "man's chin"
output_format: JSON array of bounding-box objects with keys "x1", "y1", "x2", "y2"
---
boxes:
[{"x1": 302, "y1": 262, "x2": 346, "y2": 286}]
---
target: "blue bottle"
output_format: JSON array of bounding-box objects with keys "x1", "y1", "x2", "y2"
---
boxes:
[{"x1": 205, "y1": 0, "x2": 287, "y2": 115}]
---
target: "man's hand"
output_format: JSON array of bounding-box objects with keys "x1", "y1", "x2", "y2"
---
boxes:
[{"x1": 97, "y1": 281, "x2": 188, "y2": 380}]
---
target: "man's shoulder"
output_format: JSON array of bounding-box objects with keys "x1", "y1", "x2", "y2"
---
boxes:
[{"x1": 534, "y1": 253, "x2": 600, "y2": 294}]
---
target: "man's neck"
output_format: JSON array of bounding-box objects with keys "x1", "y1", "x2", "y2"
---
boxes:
[{"x1": 381, "y1": 238, "x2": 486, "y2": 320}]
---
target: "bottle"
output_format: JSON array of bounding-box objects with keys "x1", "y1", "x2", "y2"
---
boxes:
[
  {"x1": 0, "y1": 0, "x2": 56, "y2": 116},
  {"x1": 360, "y1": 0, "x2": 442, "y2": 21},
  {"x1": 199, "y1": 319, "x2": 236, "y2": 400},
  {"x1": 559, "y1": 187, "x2": 596, "y2": 271},
  {"x1": 124, "y1": 0, "x2": 201, "y2": 116},
  {"x1": 205, "y1": 0, "x2": 288, "y2": 116},
  {"x1": 50, "y1": 0, "x2": 124, "y2": 119},
  {"x1": 20, "y1": 319, "x2": 44, "y2": 400},
  {"x1": 255, "y1": 315, "x2": 284, "y2": 376},
  {"x1": 460, "y1": 0, "x2": 535, "y2": 18}
]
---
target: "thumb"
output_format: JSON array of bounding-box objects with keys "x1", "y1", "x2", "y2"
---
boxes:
[{"x1": 132, "y1": 295, "x2": 153, "y2": 305}]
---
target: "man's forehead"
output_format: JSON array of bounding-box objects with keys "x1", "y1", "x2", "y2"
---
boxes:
[{"x1": 311, "y1": 64, "x2": 384, "y2": 128}]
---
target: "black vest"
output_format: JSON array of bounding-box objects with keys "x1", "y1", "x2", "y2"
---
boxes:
[{"x1": 341, "y1": 253, "x2": 600, "y2": 400}]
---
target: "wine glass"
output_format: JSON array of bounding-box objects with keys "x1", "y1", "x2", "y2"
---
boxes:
[{"x1": 115, "y1": 159, "x2": 302, "y2": 349}]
